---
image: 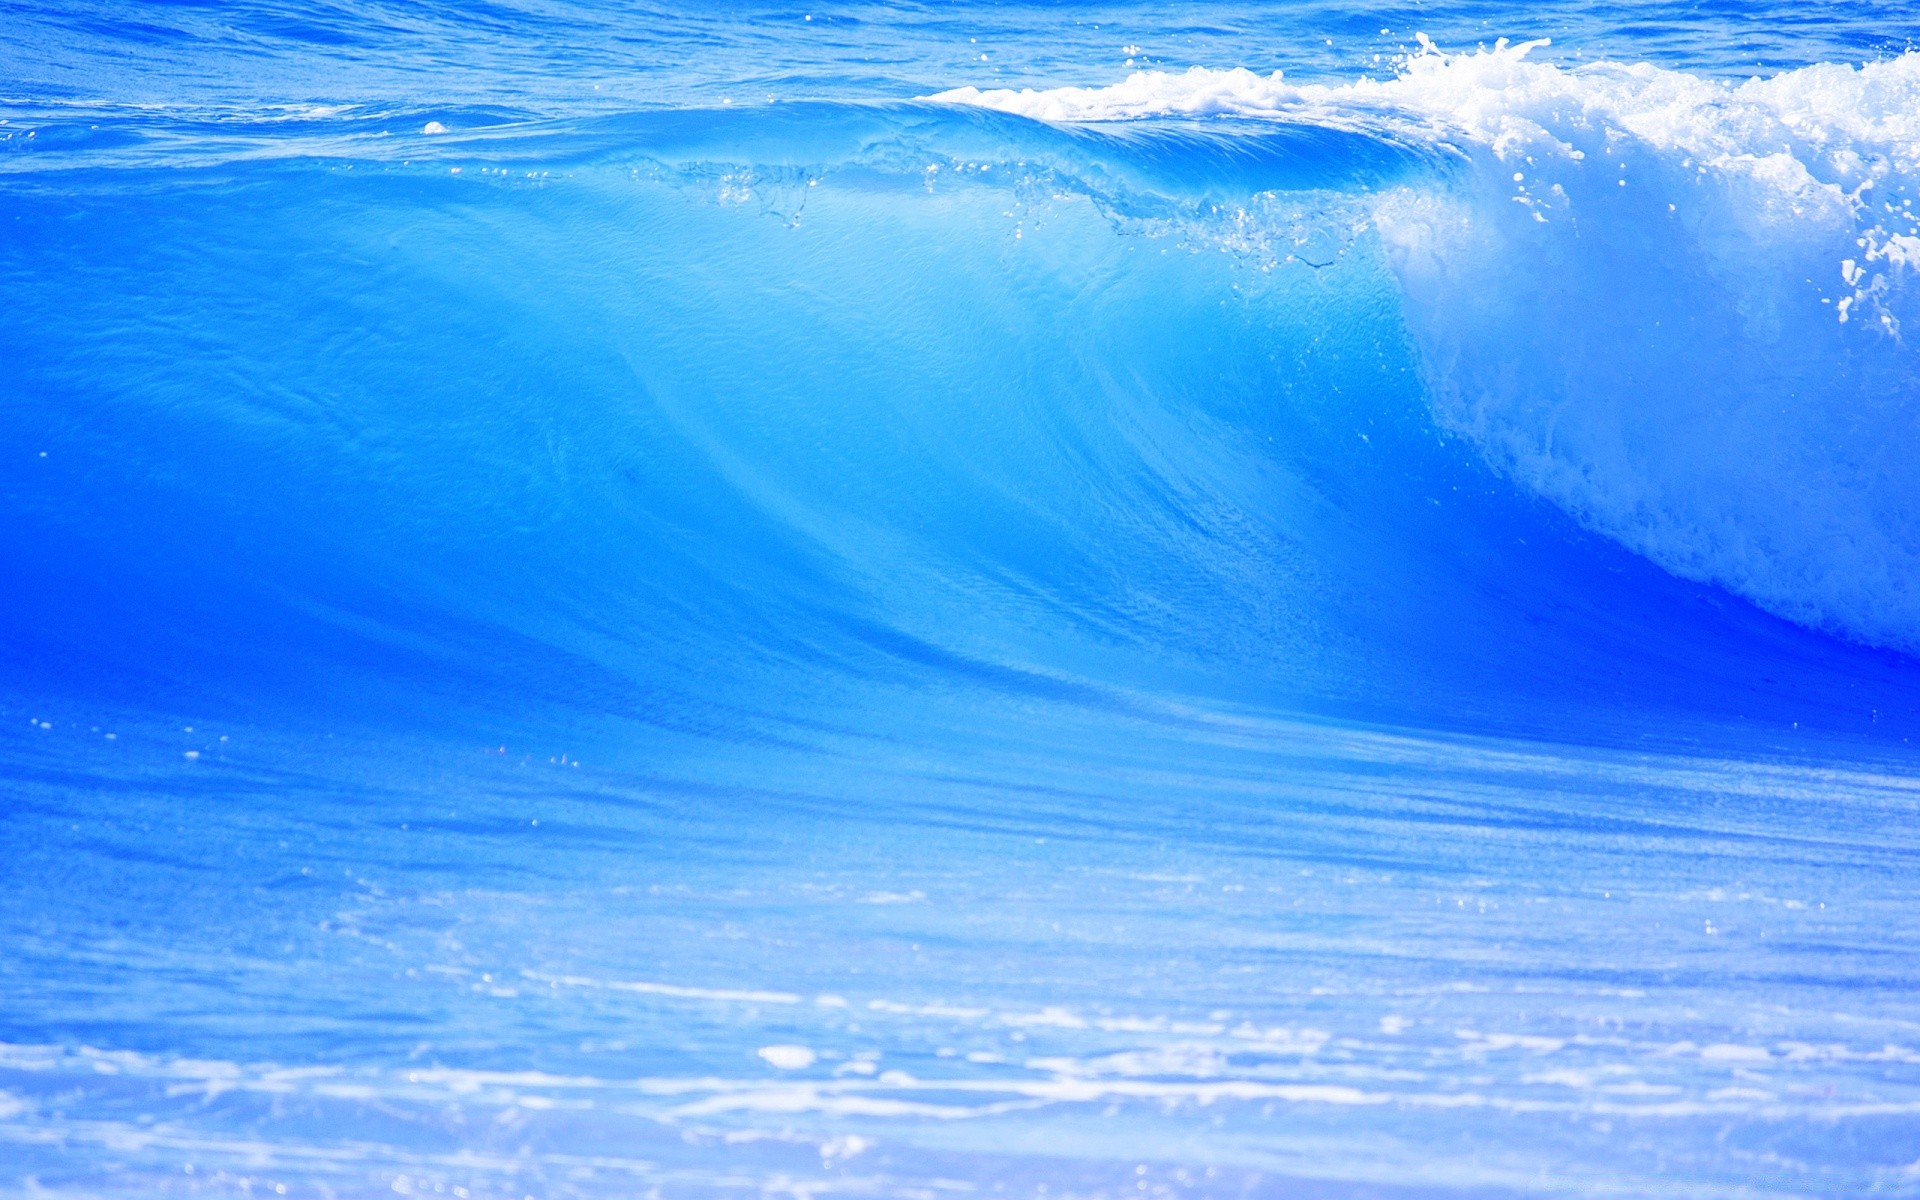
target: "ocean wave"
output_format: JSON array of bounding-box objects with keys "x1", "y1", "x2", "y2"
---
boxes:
[
  {"x1": 4, "y1": 80, "x2": 1914, "y2": 744},
  {"x1": 943, "y1": 43, "x2": 1920, "y2": 654}
]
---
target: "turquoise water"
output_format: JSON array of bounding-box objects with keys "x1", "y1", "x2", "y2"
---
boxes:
[{"x1": 4, "y1": 3, "x2": 1920, "y2": 1197}]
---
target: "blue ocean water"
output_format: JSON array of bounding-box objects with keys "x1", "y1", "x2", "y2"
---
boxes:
[{"x1": 5, "y1": 2, "x2": 1920, "y2": 1196}]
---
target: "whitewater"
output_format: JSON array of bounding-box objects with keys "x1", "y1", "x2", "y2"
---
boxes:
[{"x1": 3, "y1": 3, "x2": 1920, "y2": 1198}]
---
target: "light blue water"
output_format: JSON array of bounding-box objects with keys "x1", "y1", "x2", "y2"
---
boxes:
[{"x1": 4, "y1": 4, "x2": 1920, "y2": 1197}]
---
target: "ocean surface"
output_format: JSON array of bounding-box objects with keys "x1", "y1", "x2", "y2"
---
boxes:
[{"x1": 5, "y1": 3, "x2": 1920, "y2": 1197}]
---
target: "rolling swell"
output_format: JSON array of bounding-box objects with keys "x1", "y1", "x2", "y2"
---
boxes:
[
  {"x1": 1, "y1": 95, "x2": 1915, "y2": 751},
  {"x1": 1, "y1": 95, "x2": 1912, "y2": 748}
]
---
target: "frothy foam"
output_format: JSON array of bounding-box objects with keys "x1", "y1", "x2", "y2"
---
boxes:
[{"x1": 941, "y1": 46, "x2": 1920, "y2": 654}]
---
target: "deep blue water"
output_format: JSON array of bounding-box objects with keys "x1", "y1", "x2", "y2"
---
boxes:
[{"x1": 5, "y1": 3, "x2": 1920, "y2": 1197}]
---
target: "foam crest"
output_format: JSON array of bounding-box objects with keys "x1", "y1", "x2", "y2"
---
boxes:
[
  {"x1": 944, "y1": 47, "x2": 1920, "y2": 652},
  {"x1": 936, "y1": 42, "x2": 1920, "y2": 167}
]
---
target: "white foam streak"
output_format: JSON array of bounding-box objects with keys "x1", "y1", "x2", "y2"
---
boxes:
[{"x1": 524, "y1": 970, "x2": 803, "y2": 1004}]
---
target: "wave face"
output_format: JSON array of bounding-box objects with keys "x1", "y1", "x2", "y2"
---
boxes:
[{"x1": 4, "y1": 5, "x2": 1920, "y2": 1199}]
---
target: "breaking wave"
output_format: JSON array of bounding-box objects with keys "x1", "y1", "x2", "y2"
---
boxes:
[{"x1": 943, "y1": 42, "x2": 1920, "y2": 653}]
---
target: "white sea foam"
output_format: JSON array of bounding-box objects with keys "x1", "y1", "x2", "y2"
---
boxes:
[
  {"x1": 758, "y1": 1044, "x2": 818, "y2": 1070},
  {"x1": 941, "y1": 46, "x2": 1920, "y2": 652}
]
